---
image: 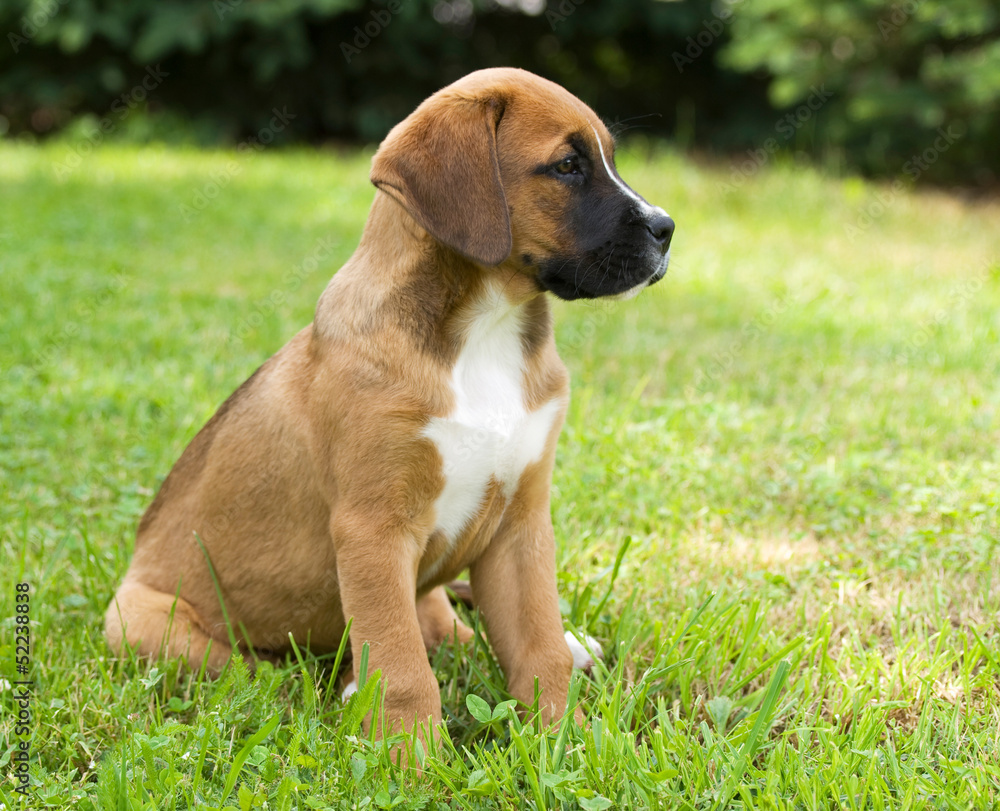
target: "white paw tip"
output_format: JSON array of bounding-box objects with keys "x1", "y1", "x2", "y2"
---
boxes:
[
  {"x1": 341, "y1": 680, "x2": 358, "y2": 701},
  {"x1": 565, "y1": 631, "x2": 603, "y2": 672}
]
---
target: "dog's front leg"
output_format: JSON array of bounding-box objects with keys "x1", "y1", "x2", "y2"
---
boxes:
[
  {"x1": 335, "y1": 533, "x2": 441, "y2": 741},
  {"x1": 469, "y1": 492, "x2": 574, "y2": 725}
]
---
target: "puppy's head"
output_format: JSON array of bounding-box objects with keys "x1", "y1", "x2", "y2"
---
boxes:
[{"x1": 371, "y1": 67, "x2": 673, "y2": 301}]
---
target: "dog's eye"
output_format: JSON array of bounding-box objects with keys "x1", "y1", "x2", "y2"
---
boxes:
[{"x1": 554, "y1": 156, "x2": 580, "y2": 176}]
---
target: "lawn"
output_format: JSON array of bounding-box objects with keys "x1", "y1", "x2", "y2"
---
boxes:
[{"x1": 1, "y1": 138, "x2": 998, "y2": 809}]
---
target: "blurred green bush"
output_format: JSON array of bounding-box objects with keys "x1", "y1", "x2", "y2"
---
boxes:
[
  {"x1": 722, "y1": 0, "x2": 1000, "y2": 184},
  {"x1": 1, "y1": 0, "x2": 997, "y2": 184},
  {"x1": 0, "y1": 0, "x2": 757, "y2": 144}
]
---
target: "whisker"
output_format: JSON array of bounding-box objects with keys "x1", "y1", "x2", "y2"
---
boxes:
[{"x1": 607, "y1": 113, "x2": 662, "y2": 140}]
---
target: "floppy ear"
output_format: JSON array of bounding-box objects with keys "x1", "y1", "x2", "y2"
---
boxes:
[{"x1": 370, "y1": 93, "x2": 512, "y2": 266}]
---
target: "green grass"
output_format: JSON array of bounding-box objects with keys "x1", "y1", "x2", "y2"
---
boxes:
[{"x1": 1, "y1": 139, "x2": 999, "y2": 809}]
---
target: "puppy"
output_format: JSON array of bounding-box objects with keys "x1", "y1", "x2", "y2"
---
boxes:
[{"x1": 106, "y1": 67, "x2": 673, "y2": 739}]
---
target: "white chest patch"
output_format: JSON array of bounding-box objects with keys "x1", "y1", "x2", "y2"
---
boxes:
[{"x1": 421, "y1": 289, "x2": 561, "y2": 549}]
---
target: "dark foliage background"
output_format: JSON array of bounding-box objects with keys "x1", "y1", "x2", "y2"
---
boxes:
[{"x1": 1, "y1": 0, "x2": 997, "y2": 184}]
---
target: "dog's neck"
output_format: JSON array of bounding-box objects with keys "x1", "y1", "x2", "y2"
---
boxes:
[{"x1": 315, "y1": 192, "x2": 552, "y2": 365}]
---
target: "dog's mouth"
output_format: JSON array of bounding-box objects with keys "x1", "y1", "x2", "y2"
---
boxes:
[
  {"x1": 536, "y1": 246, "x2": 668, "y2": 301},
  {"x1": 647, "y1": 247, "x2": 671, "y2": 285}
]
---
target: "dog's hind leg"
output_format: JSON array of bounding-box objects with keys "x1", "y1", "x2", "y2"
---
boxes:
[
  {"x1": 105, "y1": 580, "x2": 235, "y2": 675},
  {"x1": 417, "y1": 585, "x2": 474, "y2": 651}
]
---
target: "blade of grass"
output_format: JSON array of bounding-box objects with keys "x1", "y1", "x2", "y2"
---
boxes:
[
  {"x1": 714, "y1": 659, "x2": 791, "y2": 810},
  {"x1": 220, "y1": 712, "x2": 281, "y2": 802},
  {"x1": 193, "y1": 532, "x2": 240, "y2": 658},
  {"x1": 510, "y1": 722, "x2": 546, "y2": 811}
]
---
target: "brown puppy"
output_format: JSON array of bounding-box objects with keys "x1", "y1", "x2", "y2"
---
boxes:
[{"x1": 106, "y1": 68, "x2": 673, "y2": 738}]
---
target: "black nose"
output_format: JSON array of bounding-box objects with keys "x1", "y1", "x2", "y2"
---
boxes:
[{"x1": 646, "y1": 211, "x2": 674, "y2": 250}]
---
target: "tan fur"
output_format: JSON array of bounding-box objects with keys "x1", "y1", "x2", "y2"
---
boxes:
[{"x1": 106, "y1": 68, "x2": 639, "y2": 740}]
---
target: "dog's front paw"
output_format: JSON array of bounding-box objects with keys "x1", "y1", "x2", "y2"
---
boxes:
[{"x1": 564, "y1": 631, "x2": 603, "y2": 674}]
